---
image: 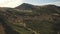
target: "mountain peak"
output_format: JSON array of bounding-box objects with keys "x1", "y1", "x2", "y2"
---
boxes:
[
  {"x1": 21, "y1": 3, "x2": 32, "y2": 5},
  {"x1": 15, "y1": 3, "x2": 36, "y2": 10},
  {"x1": 15, "y1": 3, "x2": 60, "y2": 11}
]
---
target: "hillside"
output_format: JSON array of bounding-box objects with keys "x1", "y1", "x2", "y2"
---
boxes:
[
  {"x1": 0, "y1": 3, "x2": 60, "y2": 34},
  {"x1": 15, "y1": 3, "x2": 36, "y2": 10}
]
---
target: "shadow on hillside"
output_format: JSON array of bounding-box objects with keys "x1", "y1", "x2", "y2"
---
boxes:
[{"x1": 0, "y1": 18, "x2": 20, "y2": 34}]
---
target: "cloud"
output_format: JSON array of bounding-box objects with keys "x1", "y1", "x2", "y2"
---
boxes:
[
  {"x1": 52, "y1": 2, "x2": 60, "y2": 6},
  {"x1": 0, "y1": 0, "x2": 24, "y2": 8}
]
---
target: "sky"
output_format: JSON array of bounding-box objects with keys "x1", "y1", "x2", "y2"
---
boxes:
[
  {"x1": 0, "y1": 0, "x2": 60, "y2": 8},
  {"x1": 24, "y1": 0, "x2": 60, "y2": 5},
  {"x1": 0, "y1": 0, "x2": 23, "y2": 8}
]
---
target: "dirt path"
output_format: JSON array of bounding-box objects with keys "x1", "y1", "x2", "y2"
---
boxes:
[
  {"x1": 26, "y1": 27, "x2": 38, "y2": 34},
  {"x1": 0, "y1": 23, "x2": 5, "y2": 34},
  {"x1": 23, "y1": 23, "x2": 39, "y2": 34}
]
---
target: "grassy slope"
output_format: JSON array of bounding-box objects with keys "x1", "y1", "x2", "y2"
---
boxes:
[{"x1": 0, "y1": 7, "x2": 60, "y2": 34}]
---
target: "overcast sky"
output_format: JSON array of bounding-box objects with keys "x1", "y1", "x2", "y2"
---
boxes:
[{"x1": 0, "y1": 0, "x2": 60, "y2": 8}]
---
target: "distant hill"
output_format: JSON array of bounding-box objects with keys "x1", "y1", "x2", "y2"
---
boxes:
[
  {"x1": 0, "y1": 3, "x2": 60, "y2": 34},
  {"x1": 15, "y1": 3, "x2": 39, "y2": 10},
  {"x1": 15, "y1": 3, "x2": 60, "y2": 13},
  {"x1": 15, "y1": 3, "x2": 60, "y2": 10}
]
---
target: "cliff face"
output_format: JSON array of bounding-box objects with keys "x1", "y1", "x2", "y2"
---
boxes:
[{"x1": 0, "y1": 3, "x2": 60, "y2": 34}]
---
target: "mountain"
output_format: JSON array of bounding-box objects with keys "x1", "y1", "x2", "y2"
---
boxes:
[
  {"x1": 0, "y1": 3, "x2": 60, "y2": 34},
  {"x1": 15, "y1": 3, "x2": 60, "y2": 13},
  {"x1": 15, "y1": 3, "x2": 60, "y2": 10},
  {"x1": 15, "y1": 3, "x2": 38, "y2": 10}
]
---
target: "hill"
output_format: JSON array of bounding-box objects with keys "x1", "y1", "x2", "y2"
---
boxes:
[
  {"x1": 15, "y1": 3, "x2": 40, "y2": 10},
  {"x1": 15, "y1": 3, "x2": 60, "y2": 13},
  {"x1": 0, "y1": 3, "x2": 60, "y2": 34}
]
